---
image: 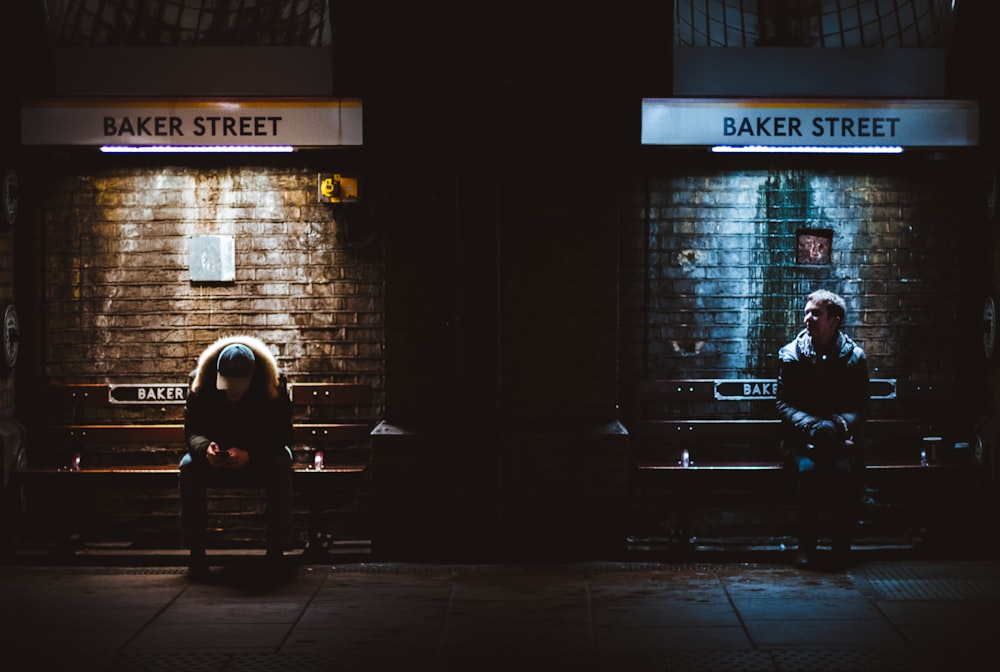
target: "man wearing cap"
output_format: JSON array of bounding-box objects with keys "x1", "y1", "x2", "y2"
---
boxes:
[{"x1": 180, "y1": 335, "x2": 294, "y2": 580}]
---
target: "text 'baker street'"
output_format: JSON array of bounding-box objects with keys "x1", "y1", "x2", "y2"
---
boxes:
[
  {"x1": 104, "y1": 115, "x2": 284, "y2": 138},
  {"x1": 723, "y1": 116, "x2": 901, "y2": 138}
]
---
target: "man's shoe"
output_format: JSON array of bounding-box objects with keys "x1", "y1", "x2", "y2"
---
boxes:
[
  {"x1": 187, "y1": 551, "x2": 210, "y2": 582},
  {"x1": 795, "y1": 535, "x2": 817, "y2": 569},
  {"x1": 264, "y1": 550, "x2": 294, "y2": 584},
  {"x1": 830, "y1": 542, "x2": 851, "y2": 571}
]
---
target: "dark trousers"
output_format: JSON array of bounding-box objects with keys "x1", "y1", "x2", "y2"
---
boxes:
[
  {"x1": 179, "y1": 446, "x2": 294, "y2": 553},
  {"x1": 792, "y1": 453, "x2": 860, "y2": 551}
]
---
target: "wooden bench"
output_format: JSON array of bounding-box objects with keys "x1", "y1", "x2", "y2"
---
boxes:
[
  {"x1": 629, "y1": 378, "x2": 985, "y2": 554},
  {"x1": 10, "y1": 382, "x2": 375, "y2": 558}
]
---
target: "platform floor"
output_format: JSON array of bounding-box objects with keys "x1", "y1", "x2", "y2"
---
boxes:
[{"x1": 2, "y1": 551, "x2": 999, "y2": 672}]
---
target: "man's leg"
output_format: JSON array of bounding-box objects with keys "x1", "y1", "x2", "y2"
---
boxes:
[
  {"x1": 178, "y1": 453, "x2": 210, "y2": 579},
  {"x1": 260, "y1": 446, "x2": 294, "y2": 558},
  {"x1": 795, "y1": 455, "x2": 821, "y2": 568},
  {"x1": 829, "y1": 457, "x2": 859, "y2": 567}
]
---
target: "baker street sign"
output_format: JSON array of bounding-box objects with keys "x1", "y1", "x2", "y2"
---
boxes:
[
  {"x1": 110, "y1": 384, "x2": 188, "y2": 404},
  {"x1": 641, "y1": 98, "x2": 978, "y2": 148}
]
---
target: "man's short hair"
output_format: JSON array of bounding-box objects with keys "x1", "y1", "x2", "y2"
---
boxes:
[{"x1": 808, "y1": 289, "x2": 847, "y2": 322}]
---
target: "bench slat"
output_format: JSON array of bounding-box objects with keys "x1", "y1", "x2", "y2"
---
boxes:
[
  {"x1": 40, "y1": 383, "x2": 374, "y2": 407},
  {"x1": 14, "y1": 464, "x2": 365, "y2": 475},
  {"x1": 43, "y1": 384, "x2": 113, "y2": 407},
  {"x1": 42, "y1": 423, "x2": 373, "y2": 446},
  {"x1": 638, "y1": 380, "x2": 715, "y2": 401},
  {"x1": 291, "y1": 423, "x2": 372, "y2": 443},
  {"x1": 289, "y1": 383, "x2": 372, "y2": 406},
  {"x1": 636, "y1": 418, "x2": 956, "y2": 441},
  {"x1": 11, "y1": 464, "x2": 366, "y2": 488},
  {"x1": 637, "y1": 419, "x2": 780, "y2": 439},
  {"x1": 636, "y1": 462, "x2": 976, "y2": 472},
  {"x1": 864, "y1": 418, "x2": 955, "y2": 438},
  {"x1": 639, "y1": 378, "x2": 955, "y2": 402},
  {"x1": 638, "y1": 463, "x2": 783, "y2": 471},
  {"x1": 43, "y1": 424, "x2": 186, "y2": 443},
  {"x1": 894, "y1": 380, "x2": 954, "y2": 398}
]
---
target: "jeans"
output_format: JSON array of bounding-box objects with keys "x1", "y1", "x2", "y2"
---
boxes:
[
  {"x1": 792, "y1": 452, "x2": 860, "y2": 550},
  {"x1": 179, "y1": 446, "x2": 294, "y2": 553}
]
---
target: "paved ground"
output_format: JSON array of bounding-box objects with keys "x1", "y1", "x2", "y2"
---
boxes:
[{"x1": 2, "y1": 554, "x2": 999, "y2": 671}]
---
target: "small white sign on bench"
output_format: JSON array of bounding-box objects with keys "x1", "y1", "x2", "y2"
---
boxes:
[
  {"x1": 714, "y1": 379, "x2": 896, "y2": 401},
  {"x1": 109, "y1": 384, "x2": 189, "y2": 404}
]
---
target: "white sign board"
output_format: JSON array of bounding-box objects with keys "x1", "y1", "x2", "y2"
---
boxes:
[
  {"x1": 190, "y1": 235, "x2": 235, "y2": 283},
  {"x1": 713, "y1": 379, "x2": 897, "y2": 401},
  {"x1": 21, "y1": 98, "x2": 363, "y2": 147},
  {"x1": 641, "y1": 98, "x2": 978, "y2": 148},
  {"x1": 110, "y1": 384, "x2": 189, "y2": 404}
]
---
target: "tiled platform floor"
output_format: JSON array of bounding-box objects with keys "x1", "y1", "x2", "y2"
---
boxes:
[{"x1": 2, "y1": 555, "x2": 999, "y2": 671}]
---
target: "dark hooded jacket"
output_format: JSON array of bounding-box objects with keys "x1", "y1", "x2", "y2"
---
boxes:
[
  {"x1": 184, "y1": 335, "x2": 293, "y2": 460},
  {"x1": 776, "y1": 328, "x2": 869, "y2": 468}
]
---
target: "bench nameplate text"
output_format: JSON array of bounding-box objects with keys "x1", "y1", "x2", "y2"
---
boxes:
[
  {"x1": 714, "y1": 378, "x2": 896, "y2": 401},
  {"x1": 109, "y1": 384, "x2": 189, "y2": 404}
]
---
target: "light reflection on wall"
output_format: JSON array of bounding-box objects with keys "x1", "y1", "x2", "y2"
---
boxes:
[
  {"x1": 637, "y1": 166, "x2": 979, "y2": 419},
  {"x1": 41, "y1": 164, "x2": 383, "y2": 382}
]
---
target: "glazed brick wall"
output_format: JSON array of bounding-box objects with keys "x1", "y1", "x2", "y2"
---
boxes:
[
  {"x1": 621, "y1": 163, "x2": 988, "y2": 422},
  {"x1": 27, "y1": 164, "x2": 383, "y2": 396}
]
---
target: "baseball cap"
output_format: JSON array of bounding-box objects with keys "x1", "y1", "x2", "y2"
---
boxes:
[{"x1": 216, "y1": 343, "x2": 255, "y2": 392}]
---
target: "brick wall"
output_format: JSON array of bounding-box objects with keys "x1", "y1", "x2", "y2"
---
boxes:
[
  {"x1": 621, "y1": 162, "x2": 989, "y2": 423},
  {"x1": 24, "y1": 163, "x2": 383, "y2": 390}
]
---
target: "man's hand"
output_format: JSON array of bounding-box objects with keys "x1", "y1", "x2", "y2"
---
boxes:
[
  {"x1": 206, "y1": 442, "x2": 249, "y2": 469},
  {"x1": 808, "y1": 419, "x2": 838, "y2": 449},
  {"x1": 809, "y1": 419, "x2": 837, "y2": 439},
  {"x1": 831, "y1": 414, "x2": 850, "y2": 440}
]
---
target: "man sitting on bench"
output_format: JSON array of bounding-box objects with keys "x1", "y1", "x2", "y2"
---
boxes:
[
  {"x1": 776, "y1": 290, "x2": 869, "y2": 570},
  {"x1": 179, "y1": 336, "x2": 294, "y2": 580}
]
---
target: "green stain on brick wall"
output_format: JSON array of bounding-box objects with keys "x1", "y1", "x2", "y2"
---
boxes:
[{"x1": 749, "y1": 170, "x2": 810, "y2": 376}]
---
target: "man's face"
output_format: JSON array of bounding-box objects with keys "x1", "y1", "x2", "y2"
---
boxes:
[
  {"x1": 224, "y1": 386, "x2": 248, "y2": 402},
  {"x1": 804, "y1": 299, "x2": 839, "y2": 349}
]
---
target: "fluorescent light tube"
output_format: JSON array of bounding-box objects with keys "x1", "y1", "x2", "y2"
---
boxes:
[
  {"x1": 711, "y1": 145, "x2": 903, "y2": 154},
  {"x1": 100, "y1": 145, "x2": 294, "y2": 154}
]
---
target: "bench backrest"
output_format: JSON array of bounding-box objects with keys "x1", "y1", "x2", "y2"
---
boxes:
[
  {"x1": 632, "y1": 378, "x2": 970, "y2": 467},
  {"x1": 31, "y1": 382, "x2": 375, "y2": 469}
]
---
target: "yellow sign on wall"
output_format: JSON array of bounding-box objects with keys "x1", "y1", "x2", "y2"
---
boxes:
[{"x1": 318, "y1": 174, "x2": 358, "y2": 203}]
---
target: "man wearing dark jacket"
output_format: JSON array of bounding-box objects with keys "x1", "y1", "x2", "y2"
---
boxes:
[
  {"x1": 776, "y1": 290, "x2": 869, "y2": 570},
  {"x1": 180, "y1": 336, "x2": 294, "y2": 580}
]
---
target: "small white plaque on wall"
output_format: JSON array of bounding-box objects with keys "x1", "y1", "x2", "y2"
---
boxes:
[{"x1": 189, "y1": 235, "x2": 235, "y2": 282}]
